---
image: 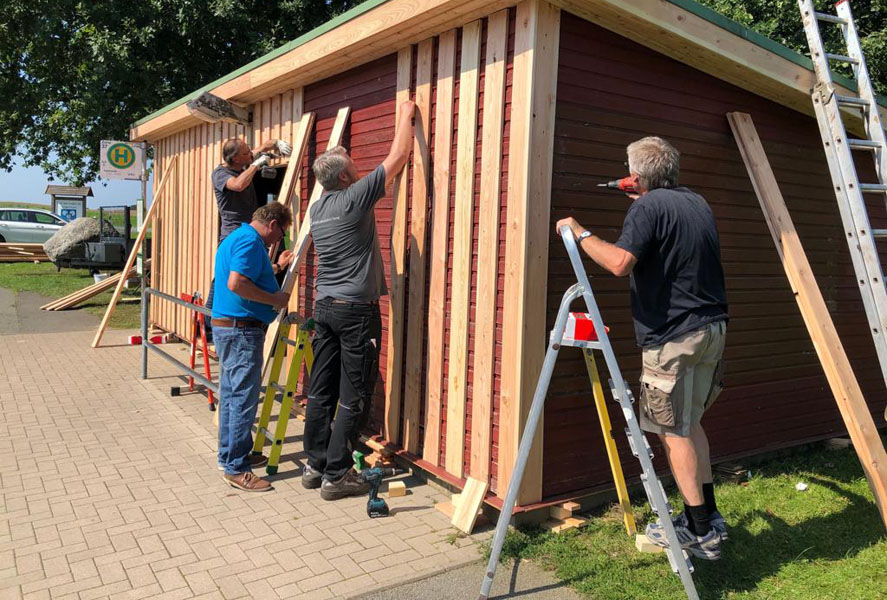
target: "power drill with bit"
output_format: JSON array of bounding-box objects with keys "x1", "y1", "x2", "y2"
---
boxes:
[
  {"x1": 597, "y1": 175, "x2": 638, "y2": 194},
  {"x1": 361, "y1": 467, "x2": 404, "y2": 518}
]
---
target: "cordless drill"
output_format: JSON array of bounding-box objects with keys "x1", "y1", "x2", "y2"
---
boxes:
[
  {"x1": 597, "y1": 175, "x2": 638, "y2": 194},
  {"x1": 362, "y1": 467, "x2": 403, "y2": 518}
]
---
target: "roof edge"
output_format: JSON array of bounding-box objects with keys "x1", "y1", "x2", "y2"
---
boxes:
[{"x1": 132, "y1": 0, "x2": 885, "y2": 131}]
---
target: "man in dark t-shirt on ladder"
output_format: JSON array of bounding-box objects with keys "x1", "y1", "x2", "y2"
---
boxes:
[
  {"x1": 205, "y1": 137, "x2": 293, "y2": 337},
  {"x1": 556, "y1": 136, "x2": 729, "y2": 561}
]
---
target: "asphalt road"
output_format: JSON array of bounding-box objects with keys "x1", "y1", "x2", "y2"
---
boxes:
[{"x1": 0, "y1": 287, "x2": 100, "y2": 334}]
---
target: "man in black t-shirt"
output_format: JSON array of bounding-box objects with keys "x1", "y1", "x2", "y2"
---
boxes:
[
  {"x1": 556, "y1": 136, "x2": 728, "y2": 561},
  {"x1": 205, "y1": 137, "x2": 293, "y2": 333}
]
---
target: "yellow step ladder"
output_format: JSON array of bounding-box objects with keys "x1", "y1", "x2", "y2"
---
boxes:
[{"x1": 252, "y1": 313, "x2": 314, "y2": 475}]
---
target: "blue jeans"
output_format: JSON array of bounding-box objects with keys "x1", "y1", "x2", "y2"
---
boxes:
[{"x1": 215, "y1": 326, "x2": 265, "y2": 475}]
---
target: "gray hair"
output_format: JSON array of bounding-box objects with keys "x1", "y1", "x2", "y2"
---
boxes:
[
  {"x1": 626, "y1": 136, "x2": 680, "y2": 191},
  {"x1": 312, "y1": 146, "x2": 350, "y2": 190},
  {"x1": 222, "y1": 138, "x2": 244, "y2": 166}
]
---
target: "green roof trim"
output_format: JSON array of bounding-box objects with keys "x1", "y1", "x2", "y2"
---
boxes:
[
  {"x1": 131, "y1": 0, "x2": 390, "y2": 128},
  {"x1": 133, "y1": 0, "x2": 884, "y2": 130},
  {"x1": 670, "y1": 0, "x2": 886, "y2": 105}
]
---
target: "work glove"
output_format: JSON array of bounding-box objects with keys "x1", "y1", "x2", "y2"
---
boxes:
[
  {"x1": 251, "y1": 153, "x2": 271, "y2": 169},
  {"x1": 274, "y1": 139, "x2": 293, "y2": 157}
]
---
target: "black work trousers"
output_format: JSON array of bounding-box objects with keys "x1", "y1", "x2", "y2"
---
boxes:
[{"x1": 304, "y1": 297, "x2": 381, "y2": 481}]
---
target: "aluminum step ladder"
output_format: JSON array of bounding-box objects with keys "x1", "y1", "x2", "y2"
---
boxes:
[
  {"x1": 478, "y1": 228, "x2": 700, "y2": 600},
  {"x1": 798, "y1": 0, "x2": 887, "y2": 396}
]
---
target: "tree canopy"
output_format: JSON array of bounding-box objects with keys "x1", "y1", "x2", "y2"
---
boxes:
[
  {"x1": 1, "y1": 0, "x2": 885, "y2": 185},
  {"x1": 0, "y1": 0, "x2": 359, "y2": 185}
]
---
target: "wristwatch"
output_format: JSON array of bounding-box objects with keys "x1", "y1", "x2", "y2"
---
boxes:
[
  {"x1": 577, "y1": 230, "x2": 592, "y2": 242},
  {"x1": 272, "y1": 263, "x2": 281, "y2": 275}
]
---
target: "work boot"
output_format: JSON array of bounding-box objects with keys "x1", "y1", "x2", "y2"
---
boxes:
[
  {"x1": 320, "y1": 469, "x2": 369, "y2": 501},
  {"x1": 302, "y1": 464, "x2": 323, "y2": 490},
  {"x1": 222, "y1": 472, "x2": 273, "y2": 493}
]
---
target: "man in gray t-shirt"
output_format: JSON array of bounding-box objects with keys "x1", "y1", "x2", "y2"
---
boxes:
[{"x1": 303, "y1": 101, "x2": 415, "y2": 501}]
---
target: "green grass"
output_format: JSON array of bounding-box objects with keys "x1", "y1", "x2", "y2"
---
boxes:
[
  {"x1": 492, "y1": 444, "x2": 887, "y2": 599},
  {"x1": 0, "y1": 262, "x2": 141, "y2": 328}
]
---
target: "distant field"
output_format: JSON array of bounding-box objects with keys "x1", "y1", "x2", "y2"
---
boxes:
[{"x1": 0, "y1": 201, "x2": 50, "y2": 209}]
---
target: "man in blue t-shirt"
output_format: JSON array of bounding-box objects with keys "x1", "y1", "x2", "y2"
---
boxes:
[
  {"x1": 556, "y1": 136, "x2": 728, "y2": 560},
  {"x1": 212, "y1": 203, "x2": 292, "y2": 492}
]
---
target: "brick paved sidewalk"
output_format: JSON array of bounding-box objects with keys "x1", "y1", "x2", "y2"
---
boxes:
[{"x1": 0, "y1": 328, "x2": 488, "y2": 600}]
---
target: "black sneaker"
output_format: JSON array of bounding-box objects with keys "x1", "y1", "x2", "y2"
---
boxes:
[
  {"x1": 320, "y1": 469, "x2": 370, "y2": 501},
  {"x1": 302, "y1": 464, "x2": 323, "y2": 490}
]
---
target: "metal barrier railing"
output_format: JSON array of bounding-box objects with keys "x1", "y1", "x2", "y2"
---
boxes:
[{"x1": 140, "y1": 287, "x2": 218, "y2": 396}]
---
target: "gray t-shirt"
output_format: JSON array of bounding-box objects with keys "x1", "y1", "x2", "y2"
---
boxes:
[
  {"x1": 212, "y1": 165, "x2": 258, "y2": 242},
  {"x1": 310, "y1": 165, "x2": 388, "y2": 302}
]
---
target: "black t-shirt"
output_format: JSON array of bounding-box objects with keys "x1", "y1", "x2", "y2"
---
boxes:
[
  {"x1": 212, "y1": 165, "x2": 258, "y2": 242},
  {"x1": 615, "y1": 186, "x2": 728, "y2": 348}
]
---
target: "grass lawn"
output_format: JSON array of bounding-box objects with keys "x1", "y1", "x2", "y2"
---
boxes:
[
  {"x1": 494, "y1": 443, "x2": 887, "y2": 599},
  {"x1": 0, "y1": 262, "x2": 142, "y2": 329}
]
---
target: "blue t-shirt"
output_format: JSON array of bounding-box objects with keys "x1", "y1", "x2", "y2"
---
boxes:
[{"x1": 212, "y1": 223, "x2": 279, "y2": 323}]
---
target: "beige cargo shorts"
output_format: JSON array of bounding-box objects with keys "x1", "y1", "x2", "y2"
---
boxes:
[{"x1": 639, "y1": 320, "x2": 726, "y2": 437}]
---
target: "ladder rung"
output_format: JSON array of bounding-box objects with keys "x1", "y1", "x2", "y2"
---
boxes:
[
  {"x1": 848, "y1": 139, "x2": 882, "y2": 151},
  {"x1": 873, "y1": 230, "x2": 887, "y2": 239},
  {"x1": 270, "y1": 381, "x2": 285, "y2": 392},
  {"x1": 859, "y1": 183, "x2": 887, "y2": 193},
  {"x1": 281, "y1": 337, "x2": 300, "y2": 347},
  {"x1": 836, "y1": 94, "x2": 870, "y2": 107},
  {"x1": 815, "y1": 11, "x2": 848, "y2": 24},
  {"x1": 826, "y1": 53, "x2": 859, "y2": 65}
]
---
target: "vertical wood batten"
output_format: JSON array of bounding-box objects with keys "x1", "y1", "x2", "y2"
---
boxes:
[
  {"x1": 446, "y1": 20, "x2": 482, "y2": 478},
  {"x1": 286, "y1": 88, "x2": 304, "y2": 315},
  {"x1": 403, "y1": 39, "x2": 434, "y2": 455},
  {"x1": 470, "y1": 9, "x2": 509, "y2": 482},
  {"x1": 499, "y1": 0, "x2": 560, "y2": 504},
  {"x1": 385, "y1": 48, "x2": 414, "y2": 445},
  {"x1": 423, "y1": 30, "x2": 458, "y2": 465}
]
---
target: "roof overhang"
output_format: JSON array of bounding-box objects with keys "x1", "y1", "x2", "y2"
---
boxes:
[{"x1": 131, "y1": 0, "x2": 885, "y2": 143}]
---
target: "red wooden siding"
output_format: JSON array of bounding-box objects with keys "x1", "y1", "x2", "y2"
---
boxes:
[{"x1": 544, "y1": 12, "x2": 887, "y2": 499}]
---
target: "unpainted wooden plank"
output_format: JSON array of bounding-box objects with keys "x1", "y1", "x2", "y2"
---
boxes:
[
  {"x1": 384, "y1": 47, "x2": 414, "y2": 445},
  {"x1": 451, "y1": 476, "x2": 489, "y2": 534},
  {"x1": 402, "y1": 38, "x2": 434, "y2": 455},
  {"x1": 91, "y1": 155, "x2": 178, "y2": 347},
  {"x1": 498, "y1": 0, "x2": 560, "y2": 505},
  {"x1": 727, "y1": 111, "x2": 887, "y2": 529},
  {"x1": 423, "y1": 29, "x2": 457, "y2": 466},
  {"x1": 268, "y1": 110, "x2": 316, "y2": 261},
  {"x1": 287, "y1": 88, "x2": 304, "y2": 315},
  {"x1": 469, "y1": 9, "x2": 508, "y2": 483},
  {"x1": 445, "y1": 20, "x2": 482, "y2": 478}
]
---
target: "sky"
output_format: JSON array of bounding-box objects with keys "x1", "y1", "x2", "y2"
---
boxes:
[{"x1": 0, "y1": 158, "x2": 155, "y2": 209}]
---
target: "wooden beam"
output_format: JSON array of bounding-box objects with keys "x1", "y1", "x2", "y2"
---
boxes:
[
  {"x1": 445, "y1": 20, "x2": 482, "y2": 478},
  {"x1": 498, "y1": 0, "x2": 560, "y2": 504},
  {"x1": 423, "y1": 29, "x2": 457, "y2": 466},
  {"x1": 402, "y1": 39, "x2": 434, "y2": 455},
  {"x1": 469, "y1": 9, "x2": 509, "y2": 483},
  {"x1": 385, "y1": 48, "x2": 414, "y2": 445},
  {"x1": 91, "y1": 156, "x2": 178, "y2": 347},
  {"x1": 451, "y1": 476, "x2": 489, "y2": 534},
  {"x1": 261, "y1": 107, "x2": 352, "y2": 377},
  {"x1": 727, "y1": 111, "x2": 887, "y2": 530},
  {"x1": 287, "y1": 88, "x2": 304, "y2": 315},
  {"x1": 268, "y1": 110, "x2": 316, "y2": 261}
]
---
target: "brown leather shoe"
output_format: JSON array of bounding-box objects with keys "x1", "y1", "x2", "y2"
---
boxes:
[{"x1": 223, "y1": 472, "x2": 272, "y2": 492}]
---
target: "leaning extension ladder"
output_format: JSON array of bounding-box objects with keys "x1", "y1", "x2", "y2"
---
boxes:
[
  {"x1": 479, "y1": 228, "x2": 700, "y2": 600},
  {"x1": 252, "y1": 312, "x2": 314, "y2": 475},
  {"x1": 798, "y1": 0, "x2": 887, "y2": 396}
]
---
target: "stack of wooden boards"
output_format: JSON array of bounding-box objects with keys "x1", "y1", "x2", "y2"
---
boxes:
[
  {"x1": 40, "y1": 259, "x2": 150, "y2": 311},
  {"x1": 0, "y1": 243, "x2": 49, "y2": 263}
]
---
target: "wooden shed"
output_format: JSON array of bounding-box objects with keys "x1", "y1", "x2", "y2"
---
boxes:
[{"x1": 130, "y1": 0, "x2": 887, "y2": 511}]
